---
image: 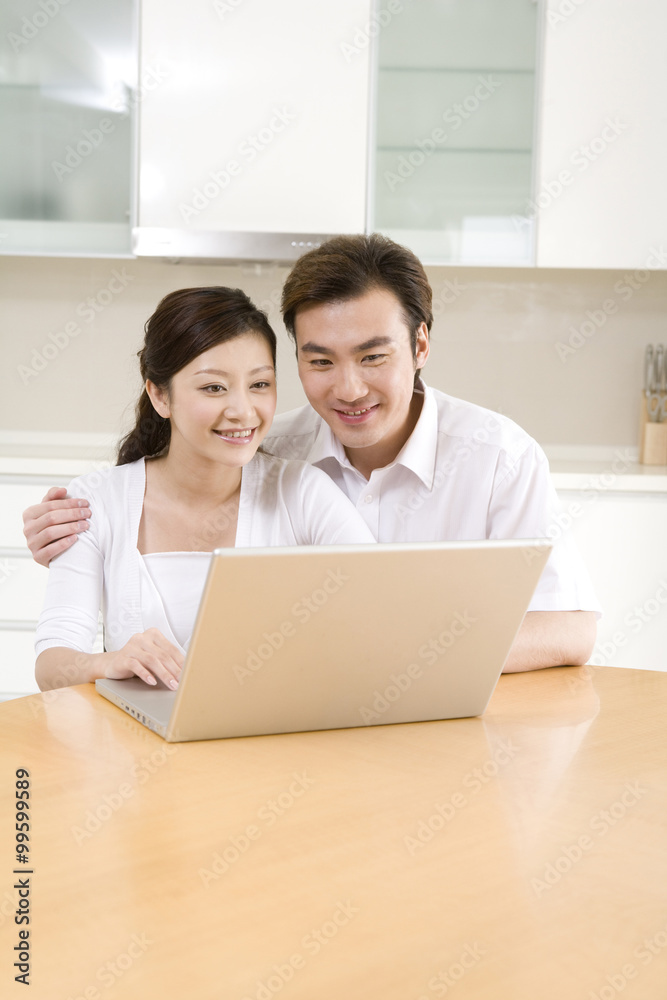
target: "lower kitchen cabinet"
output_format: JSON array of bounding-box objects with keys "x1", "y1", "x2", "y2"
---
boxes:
[
  {"x1": 556, "y1": 488, "x2": 667, "y2": 672},
  {"x1": 0, "y1": 472, "x2": 102, "y2": 700}
]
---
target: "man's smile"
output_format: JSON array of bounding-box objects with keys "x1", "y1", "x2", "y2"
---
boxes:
[{"x1": 333, "y1": 404, "x2": 380, "y2": 424}]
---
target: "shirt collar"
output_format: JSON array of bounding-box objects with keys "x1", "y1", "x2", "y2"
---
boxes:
[
  {"x1": 392, "y1": 379, "x2": 439, "y2": 488},
  {"x1": 308, "y1": 411, "x2": 349, "y2": 469},
  {"x1": 307, "y1": 378, "x2": 439, "y2": 489}
]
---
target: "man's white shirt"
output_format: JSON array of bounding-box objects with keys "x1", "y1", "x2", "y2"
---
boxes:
[{"x1": 263, "y1": 380, "x2": 600, "y2": 615}]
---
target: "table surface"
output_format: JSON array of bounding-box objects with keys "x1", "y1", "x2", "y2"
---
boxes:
[{"x1": 1, "y1": 665, "x2": 666, "y2": 1000}]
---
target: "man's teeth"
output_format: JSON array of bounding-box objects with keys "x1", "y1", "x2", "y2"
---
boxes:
[
  {"x1": 217, "y1": 429, "x2": 253, "y2": 438},
  {"x1": 343, "y1": 407, "x2": 373, "y2": 416}
]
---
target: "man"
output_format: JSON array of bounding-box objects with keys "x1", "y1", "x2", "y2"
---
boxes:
[{"x1": 23, "y1": 234, "x2": 598, "y2": 672}]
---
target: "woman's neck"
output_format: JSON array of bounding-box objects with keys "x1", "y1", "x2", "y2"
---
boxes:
[{"x1": 146, "y1": 444, "x2": 243, "y2": 509}]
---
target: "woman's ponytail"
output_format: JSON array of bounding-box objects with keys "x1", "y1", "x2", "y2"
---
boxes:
[{"x1": 116, "y1": 389, "x2": 171, "y2": 466}]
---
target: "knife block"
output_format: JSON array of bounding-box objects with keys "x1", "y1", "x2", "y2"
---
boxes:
[{"x1": 639, "y1": 393, "x2": 667, "y2": 465}]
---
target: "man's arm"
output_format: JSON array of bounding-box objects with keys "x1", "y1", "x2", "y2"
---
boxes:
[
  {"x1": 22, "y1": 487, "x2": 91, "y2": 567},
  {"x1": 502, "y1": 610, "x2": 597, "y2": 673}
]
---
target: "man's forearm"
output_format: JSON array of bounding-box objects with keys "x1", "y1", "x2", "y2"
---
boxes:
[{"x1": 502, "y1": 610, "x2": 597, "y2": 674}]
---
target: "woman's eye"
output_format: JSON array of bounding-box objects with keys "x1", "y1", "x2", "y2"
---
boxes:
[
  {"x1": 203, "y1": 384, "x2": 225, "y2": 393},
  {"x1": 252, "y1": 381, "x2": 271, "y2": 389}
]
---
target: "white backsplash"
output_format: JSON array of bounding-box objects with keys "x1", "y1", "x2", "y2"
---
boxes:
[{"x1": 1, "y1": 255, "x2": 666, "y2": 453}]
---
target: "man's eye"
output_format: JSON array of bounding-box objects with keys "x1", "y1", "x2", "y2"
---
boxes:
[
  {"x1": 310, "y1": 359, "x2": 332, "y2": 367},
  {"x1": 363, "y1": 354, "x2": 385, "y2": 363}
]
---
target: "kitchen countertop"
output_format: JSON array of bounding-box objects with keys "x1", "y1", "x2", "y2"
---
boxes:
[
  {"x1": 0, "y1": 451, "x2": 666, "y2": 493},
  {"x1": 549, "y1": 460, "x2": 667, "y2": 493}
]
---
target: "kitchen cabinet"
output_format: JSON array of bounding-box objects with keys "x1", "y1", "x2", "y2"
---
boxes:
[
  {"x1": 535, "y1": 0, "x2": 667, "y2": 268},
  {"x1": 0, "y1": 472, "x2": 103, "y2": 701},
  {"x1": 555, "y1": 474, "x2": 667, "y2": 672},
  {"x1": 1, "y1": 0, "x2": 372, "y2": 261},
  {"x1": 3, "y1": 0, "x2": 664, "y2": 265},
  {"x1": 0, "y1": 480, "x2": 52, "y2": 699},
  {"x1": 0, "y1": 0, "x2": 137, "y2": 257},
  {"x1": 133, "y1": 0, "x2": 373, "y2": 260},
  {"x1": 371, "y1": 0, "x2": 539, "y2": 266},
  {"x1": 6, "y1": 0, "x2": 664, "y2": 268},
  {"x1": 372, "y1": 0, "x2": 667, "y2": 270}
]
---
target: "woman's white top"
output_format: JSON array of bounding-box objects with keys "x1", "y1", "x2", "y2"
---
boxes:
[
  {"x1": 141, "y1": 553, "x2": 210, "y2": 648},
  {"x1": 35, "y1": 451, "x2": 375, "y2": 656}
]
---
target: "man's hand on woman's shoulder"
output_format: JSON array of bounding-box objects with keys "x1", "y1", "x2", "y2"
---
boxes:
[{"x1": 22, "y1": 487, "x2": 91, "y2": 567}]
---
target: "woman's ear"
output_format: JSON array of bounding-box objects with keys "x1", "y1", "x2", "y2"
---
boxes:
[{"x1": 145, "y1": 380, "x2": 170, "y2": 419}]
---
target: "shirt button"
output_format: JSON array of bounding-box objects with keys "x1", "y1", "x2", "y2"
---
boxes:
[{"x1": 364, "y1": 495, "x2": 373, "y2": 504}]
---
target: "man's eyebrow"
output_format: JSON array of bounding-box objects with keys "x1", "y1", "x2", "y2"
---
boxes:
[{"x1": 299, "y1": 336, "x2": 394, "y2": 355}]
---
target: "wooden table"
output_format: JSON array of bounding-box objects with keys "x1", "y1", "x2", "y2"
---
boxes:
[{"x1": 1, "y1": 666, "x2": 666, "y2": 999}]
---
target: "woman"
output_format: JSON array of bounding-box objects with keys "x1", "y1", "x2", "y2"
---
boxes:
[{"x1": 35, "y1": 287, "x2": 374, "y2": 691}]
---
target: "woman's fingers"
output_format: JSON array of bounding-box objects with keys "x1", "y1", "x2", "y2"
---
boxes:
[
  {"x1": 110, "y1": 630, "x2": 185, "y2": 689},
  {"x1": 145, "y1": 630, "x2": 185, "y2": 688}
]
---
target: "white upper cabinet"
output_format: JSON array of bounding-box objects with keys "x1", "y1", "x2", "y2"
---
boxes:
[
  {"x1": 535, "y1": 0, "x2": 667, "y2": 269},
  {"x1": 5, "y1": 0, "x2": 664, "y2": 267},
  {"x1": 134, "y1": 0, "x2": 372, "y2": 259},
  {"x1": 371, "y1": 0, "x2": 540, "y2": 267},
  {"x1": 0, "y1": 0, "x2": 136, "y2": 257}
]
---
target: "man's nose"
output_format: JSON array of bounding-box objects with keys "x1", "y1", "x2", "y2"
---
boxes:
[{"x1": 333, "y1": 366, "x2": 369, "y2": 403}]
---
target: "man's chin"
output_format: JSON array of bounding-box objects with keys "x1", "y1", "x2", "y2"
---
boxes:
[
  {"x1": 332, "y1": 426, "x2": 383, "y2": 452},
  {"x1": 311, "y1": 404, "x2": 385, "y2": 449}
]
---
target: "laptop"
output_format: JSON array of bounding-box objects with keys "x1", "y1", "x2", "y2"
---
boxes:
[{"x1": 95, "y1": 539, "x2": 552, "y2": 742}]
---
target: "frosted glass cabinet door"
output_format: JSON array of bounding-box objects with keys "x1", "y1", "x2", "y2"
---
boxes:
[
  {"x1": 371, "y1": 0, "x2": 539, "y2": 266},
  {"x1": 0, "y1": 0, "x2": 136, "y2": 257},
  {"x1": 135, "y1": 0, "x2": 372, "y2": 259},
  {"x1": 536, "y1": 0, "x2": 667, "y2": 269}
]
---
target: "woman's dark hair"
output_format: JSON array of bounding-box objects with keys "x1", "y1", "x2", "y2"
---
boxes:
[
  {"x1": 117, "y1": 287, "x2": 276, "y2": 466},
  {"x1": 281, "y1": 233, "x2": 434, "y2": 357}
]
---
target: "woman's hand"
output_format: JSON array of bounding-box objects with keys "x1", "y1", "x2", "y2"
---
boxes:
[{"x1": 103, "y1": 629, "x2": 185, "y2": 690}]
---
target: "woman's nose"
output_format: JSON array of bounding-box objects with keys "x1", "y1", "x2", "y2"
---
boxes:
[{"x1": 222, "y1": 390, "x2": 255, "y2": 421}]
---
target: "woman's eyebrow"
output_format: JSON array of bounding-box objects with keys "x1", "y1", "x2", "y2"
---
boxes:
[{"x1": 193, "y1": 365, "x2": 274, "y2": 376}]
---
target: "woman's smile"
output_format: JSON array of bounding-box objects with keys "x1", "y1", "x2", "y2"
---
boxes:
[{"x1": 212, "y1": 427, "x2": 258, "y2": 444}]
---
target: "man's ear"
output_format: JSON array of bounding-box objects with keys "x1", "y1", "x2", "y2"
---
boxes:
[
  {"x1": 414, "y1": 323, "x2": 430, "y2": 370},
  {"x1": 145, "y1": 380, "x2": 170, "y2": 419}
]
